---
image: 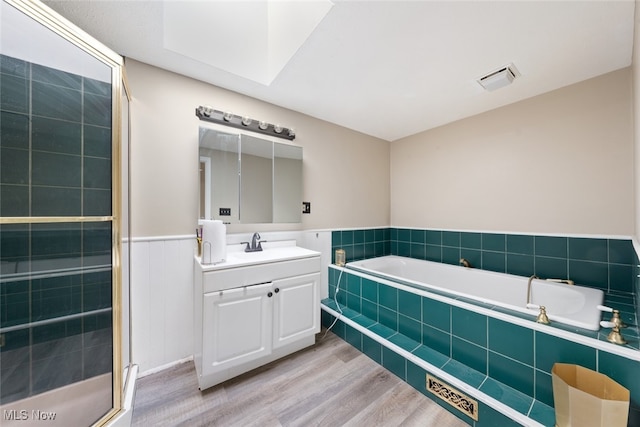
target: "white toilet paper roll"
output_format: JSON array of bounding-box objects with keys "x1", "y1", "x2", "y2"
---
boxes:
[{"x1": 201, "y1": 220, "x2": 226, "y2": 264}]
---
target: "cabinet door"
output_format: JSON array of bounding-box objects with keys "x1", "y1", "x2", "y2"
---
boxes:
[
  {"x1": 202, "y1": 283, "x2": 272, "y2": 375},
  {"x1": 272, "y1": 273, "x2": 320, "y2": 350}
]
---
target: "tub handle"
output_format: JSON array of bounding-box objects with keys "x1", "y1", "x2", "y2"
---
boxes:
[
  {"x1": 597, "y1": 305, "x2": 613, "y2": 312},
  {"x1": 526, "y1": 303, "x2": 540, "y2": 310}
]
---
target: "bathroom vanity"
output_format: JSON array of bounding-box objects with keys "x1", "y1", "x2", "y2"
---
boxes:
[{"x1": 193, "y1": 241, "x2": 321, "y2": 390}]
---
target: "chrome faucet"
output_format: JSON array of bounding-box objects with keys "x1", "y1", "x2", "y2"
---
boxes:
[{"x1": 242, "y1": 232, "x2": 264, "y2": 252}]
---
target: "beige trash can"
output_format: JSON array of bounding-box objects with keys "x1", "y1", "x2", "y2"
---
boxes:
[{"x1": 552, "y1": 363, "x2": 629, "y2": 427}]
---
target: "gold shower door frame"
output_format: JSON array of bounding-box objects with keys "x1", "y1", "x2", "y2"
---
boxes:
[{"x1": 1, "y1": 0, "x2": 127, "y2": 425}]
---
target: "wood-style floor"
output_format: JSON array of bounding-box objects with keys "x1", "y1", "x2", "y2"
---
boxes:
[{"x1": 131, "y1": 330, "x2": 468, "y2": 427}]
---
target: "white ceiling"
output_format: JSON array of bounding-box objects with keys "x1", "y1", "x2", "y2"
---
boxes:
[{"x1": 43, "y1": 0, "x2": 635, "y2": 142}]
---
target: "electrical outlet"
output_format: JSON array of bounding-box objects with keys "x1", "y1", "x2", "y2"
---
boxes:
[
  {"x1": 219, "y1": 208, "x2": 231, "y2": 216},
  {"x1": 302, "y1": 202, "x2": 311, "y2": 214}
]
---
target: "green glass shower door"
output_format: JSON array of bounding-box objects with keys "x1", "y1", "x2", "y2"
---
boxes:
[{"x1": 0, "y1": 1, "x2": 123, "y2": 425}]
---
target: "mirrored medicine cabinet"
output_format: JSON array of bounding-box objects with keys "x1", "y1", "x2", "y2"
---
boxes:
[{"x1": 199, "y1": 125, "x2": 303, "y2": 224}]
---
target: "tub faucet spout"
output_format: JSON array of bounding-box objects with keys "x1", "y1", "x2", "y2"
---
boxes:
[
  {"x1": 459, "y1": 258, "x2": 471, "y2": 268},
  {"x1": 526, "y1": 275, "x2": 539, "y2": 305}
]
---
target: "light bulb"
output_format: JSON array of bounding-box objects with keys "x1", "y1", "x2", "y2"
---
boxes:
[
  {"x1": 242, "y1": 116, "x2": 251, "y2": 126},
  {"x1": 223, "y1": 111, "x2": 233, "y2": 121},
  {"x1": 259, "y1": 121, "x2": 268, "y2": 130},
  {"x1": 274, "y1": 124, "x2": 283, "y2": 134}
]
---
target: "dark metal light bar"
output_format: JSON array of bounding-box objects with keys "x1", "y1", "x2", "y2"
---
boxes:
[{"x1": 195, "y1": 106, "x2": 296, "y2": 141}]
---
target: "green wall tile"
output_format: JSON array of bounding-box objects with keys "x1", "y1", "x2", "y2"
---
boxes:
[
  {"x1": 452, "y1": 337, "x2": 487, "y2": 374},
  {"x1": 482, "y1": 251, "x2": 505, "y2": 273},
  {"x1": 535, "y1": 369, "x2": 554, "y2": 407},
  {"x1": 346, "y1": 274, "x2": 361, "y2": 296},
  {"x1": 31, "y1": 63, "x2": 81, "y2": 89},
  {"x1": 346, "y1": 292, "x2": 361, "y2": 312},
  {"x1": 83, "y1": 189, "x2": 111, "y2": 216},
  {"x1": 535, "y1": 256, "x2": 568, "y2": 280},
  {"x1": 569, "y1": 260, "x2": 608, "y2": 289},
  {"x1": 361, "y1": 278, "x2": 378, "y2": 303},
  {"x1": 442, "y1": 247, "x2": 460, "y2": 265},
  {"x1": 452, "y1": 307, "x2": 486, "y2": 346},
  {"x1": 426, "y1": 244, "x2": 442, "y2": 262},
  {"x1": 411, "y1": 229, "x2": 425, "y2": 243},
  {"x1": 398, "y1": 314, "x2": 421, "y2": 343},
  {"x1": 397, "y1": 228, "x2": 411, "y2": 242},
  {"x1": 1, "y1": 147, "x2": 28, "y2": 184},
  {"x1": 1, "y1": 111, "x2": 29, "y2": 149},
  {"x1": 422, "y1": 298, "x2": 451, "y2": 332},
  {"x1": 345, "y1": 327, "x2": 362, "y2": 351},
  {"x1": 442, "y1": 231, "x2": 460, "y2": 247},
  {"x1": 609, "y1": 264, "x2": 633, "y2": 293},
  {"x1": 488, "y1": 352, "x2": 534, "y2": 396},
  {"x1": 32, "y1": 151, "x2": 81, "y2": 187},
  {"x1": 569, "y1": 237, "x2": 607, "y2": 262},
  {"x1": 482, "y1": 233, "x2": 506, "y2": 252},
  {"x1": 382, "y1": 347, "x2": 406, "y2": 380},
  {"x1": 399, "y1": 289, "x2": 421, "y2": 320},
  {"x1": 535, "y1": 332, "x2": 596, "y2": 373},
  {"x1": 598, "y1": 351, "x2": 640, "y2": 406},
  {"x1": 362, "y1": 334, "x2": 382, "y2": 363},
  {"x1": 0, "y1": 54, "x2": 28, "y2": 77},
  {"x1": 609, "y1": 239, "x2": 634, "y2": 265},
  {"x1": 422, "y1": 324, "x2": 451, "y2": 356},
  {"x1": 1, "y1": 74, "x2": 29, "y2": 113},
  {"x1": 488, "y1": 318, "x2": 534, "y2": 366},
  {"x1": 0, "y1": 185, "x2": 29, "y2": 216},
  {"x1": 507, "y1": 234, "x2": 534, "y2": 255},
  {"x1": 406, "y1": 361, "x2": 428, "y2": 396},
  {"x1": 397, "y1": 241, "x2": 410, "y2": 257},
  {"x1": 379, "y1": 284, "x2": 398, "y2": 310},
  {"x1": 506, "y1": 253, "x2": 534, "y2": 276},
  {"x1": 361, "y1": 299, "x2": 377, "y2": 321},
  {"x1": 476, "y1": 401, "x2": 522, "y2": 427},
  {"x1": 426, "y1": 230, "x2": 442, "y2": 245},
  {"x1": 461, "y1": 232, "x2": 481, "y2": 249},
  {"x1": 83, "y1": 77, "x2": 110, "y2": 96},
  {"x1": 378, "y1": 306, "x2": 397, "y2": 330},
  {"x1": 32, "y1": 117, "x2": 81, "y2": 155},
  {"x1": 83, "y1": 92, "x2": 111, "y2": 127},
  {"x1": 32, "y1": 81, "x2": 81, "y2": 122},
  {"x1": 535, "y1": 236, "x2": 567, "y2": 258}
]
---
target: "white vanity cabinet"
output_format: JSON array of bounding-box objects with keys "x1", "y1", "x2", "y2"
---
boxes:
[{"x1": 194, "y1": 245, "x2": 320, "y2": 390}]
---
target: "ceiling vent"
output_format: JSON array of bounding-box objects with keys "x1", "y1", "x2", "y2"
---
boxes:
[{"x1": 477, "y1": 63, "x2": 519, "y2": 91}]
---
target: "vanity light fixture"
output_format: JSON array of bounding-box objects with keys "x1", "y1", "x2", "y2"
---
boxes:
[{"x1": 195, "y1": 105, "x2": 296, "y2": 140}]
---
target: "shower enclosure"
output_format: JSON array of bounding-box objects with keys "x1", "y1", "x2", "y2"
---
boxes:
[{"x1": 0, "y1": 1, "x2": 130, "y2": 425}]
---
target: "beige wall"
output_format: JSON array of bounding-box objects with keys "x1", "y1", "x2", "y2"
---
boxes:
[
  {"x1": 391, "y1": 68, "x2": 634, "y2": 236},
  {"x1": 126, "y1": 59, "x2": 390, "y2": 237}
]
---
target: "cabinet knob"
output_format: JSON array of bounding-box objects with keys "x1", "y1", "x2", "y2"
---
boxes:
[
  {"x1": 267, "y1": 292, "x2": 273, "y2": 298},
  {"x1": 274, "y1": 288, "x2": 280, "y2": 293}
]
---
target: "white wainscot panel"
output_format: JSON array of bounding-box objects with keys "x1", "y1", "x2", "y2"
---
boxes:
[{"x1": 131, "y1": 237, "x2": 195, "y2": 374}]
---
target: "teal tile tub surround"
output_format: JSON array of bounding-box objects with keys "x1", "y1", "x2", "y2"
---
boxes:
[
  {"x1": 323, "y1": 264, "x2": 640, "y2": 426},
  {"x1": 332, "y1": 228, "x2": 637, "y2": 294}
]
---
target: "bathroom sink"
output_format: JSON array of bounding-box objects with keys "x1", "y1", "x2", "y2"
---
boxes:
[{"x1": 199, "y1": 240, "x2": 319, "y2": 271}]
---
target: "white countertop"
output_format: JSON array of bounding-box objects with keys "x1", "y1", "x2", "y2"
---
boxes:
[{"x1": 196, "y1": 240, "x2": 320, "y2": 271}]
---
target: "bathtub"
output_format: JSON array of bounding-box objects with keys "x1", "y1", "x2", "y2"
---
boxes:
[{"x1": 347, "y1": 255, "x2": 605, "y2": 331}]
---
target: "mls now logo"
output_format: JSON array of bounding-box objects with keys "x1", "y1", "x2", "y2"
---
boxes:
[{"x1": 3, "y1": 409, "x2": 57, "y2": 421}]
